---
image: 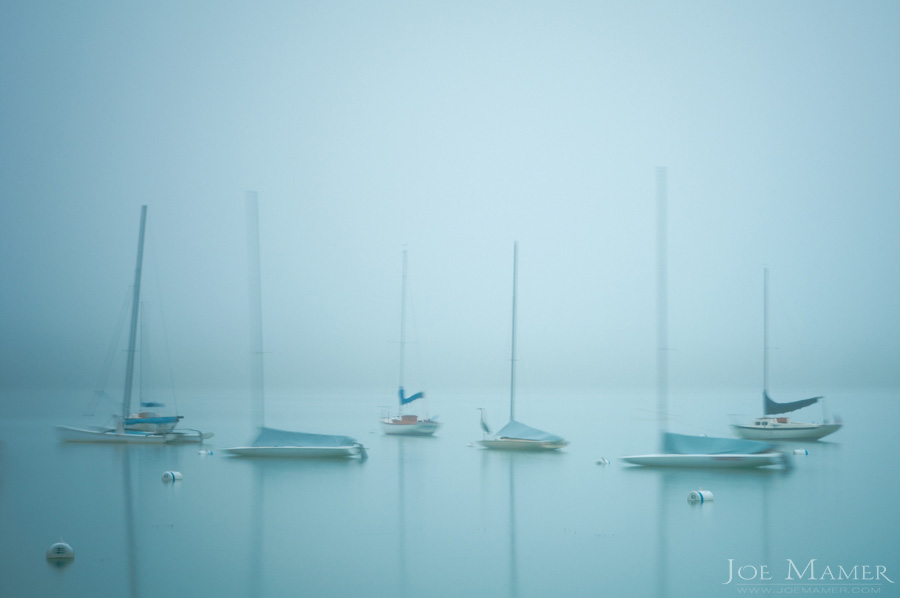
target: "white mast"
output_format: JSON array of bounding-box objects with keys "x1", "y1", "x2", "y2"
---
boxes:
[
  {"x1": 399, "y1": 249, "x2": 408, "y2": 394},
  {"x1": 763, "y1": 267, "x2": 770, "y2": 397},
  {"x1": 246, "y1": 192, "x2": 265, "y2": 430},
  {"x1": 122, "y1": 205, "x2": 147, "y2": 418},
  {"x1": 656, "y1": 168, "x2": 668, "y2": 438},
  {"x1": 509, "y1": 242, "x2": 519, "y2": 422}
]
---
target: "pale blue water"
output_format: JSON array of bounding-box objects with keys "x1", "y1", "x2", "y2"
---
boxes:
[{"x1": 1, "y1": 388, "x2": 898, "y2": 597}]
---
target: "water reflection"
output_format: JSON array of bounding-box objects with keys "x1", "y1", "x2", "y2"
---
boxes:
[
  {"x1": 508, "y1": 456, "x2": 518, "y2": 598},
  {"x1": 121, "y1": 447, "x2": 140, "y2": 598},
  {"x1": 396, "y1": 437, "x2": 408, "y2": 598},
  {"x1": 475, "y1": 449, "x2": 567, "y2": 598},
  {"x1": 389, "y1": 433, "x2": 443, "y2": 598},
  {"x1": 477, "y1": 449, "x2": 518, "y2": 598},
  {"x1": 236, "y1": 455, "x2": 368, "y2": 597},
  {"x1": 622, "y1": 465, "x2": 792, "y2": 595}
]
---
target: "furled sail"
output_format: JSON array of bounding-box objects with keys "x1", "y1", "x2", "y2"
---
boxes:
[
  {"x1": 496, "y1": 420, "x2": 565, "y2": 442},
  {"x1": 662, "y1": 432, "x2": 773, "y2": 455},
  {"x1": 763, "y1": 391, "x2": 821, "y2": 415},
  {"x1": 251, "y1": 427, "x2": 359, "y2": 448},
  {"x1": 399, "y1": 387, "x2": 424, "y2": 405}
]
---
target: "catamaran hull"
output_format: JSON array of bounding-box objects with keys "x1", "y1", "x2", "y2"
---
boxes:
[
  {"x1": 380, "y1": 419, "x2": 439, "y2": 436},
  {"x1": 478, "y1": 438, "x2": 569, "y2": 451},
  {"x1": 56, "y1": 426, "x2": 172, "y2": 444},
  {"x1": 223, "y1": 445, "x2": 363, "y2": 458},
  {"x1": 731, "y1": 422, "x2": 841, "y2": 441},
  {"x1": 620, "y1": 453, "x2": 788, "y2": 468},
  {"x1": 124, "y1": 416, "x2": 182, "y2": 433}
]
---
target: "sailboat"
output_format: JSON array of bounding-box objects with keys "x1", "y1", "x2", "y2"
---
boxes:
[
  {"x1": 621, "y1": 168, "x2": 787, "y2": 468},
  {"x1": 731, "y1": 269, "x2": 842, "y2": 441},
  {"x1": 380, "y1": 249, "x2": 439, "y2": 436},
  {"x1": 477, "y1": 243, "x2": 568, "y2": 451},
  {"x1": 57, "y1": 206, "x2": 212, "y2": 444},
  {"x1": 223, "y1": 192, "x2": 366, "y2": 458}
]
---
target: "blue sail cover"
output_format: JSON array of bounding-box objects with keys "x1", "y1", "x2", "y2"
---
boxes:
[
  {"x1": 764, "y1": 391, "x2": 821, "y2": 415},
  {"x1": 662, "y1": 432, "x2": 773, "y2": 455},
  {"x1": 496, "y1": 420, "x2": 565, "y2": 442},
  {"x1": 124, "y1": 415, "x2": 181, "y2": 425},
  {"x1": 399, "y1": 387, "x2": 424, "y2": 405},
  {"x1": 251, "y1": 427, "x2": 359, "y2": 448}
]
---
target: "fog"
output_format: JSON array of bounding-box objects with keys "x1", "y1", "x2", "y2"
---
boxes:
[{"x1": 2, "y1": 1, "x2": 899, "y2": 400}]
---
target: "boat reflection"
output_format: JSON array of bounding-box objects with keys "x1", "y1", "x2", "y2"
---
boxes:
[{"x1": 624, "y1": 465, "x2": 790, "y2": 595}]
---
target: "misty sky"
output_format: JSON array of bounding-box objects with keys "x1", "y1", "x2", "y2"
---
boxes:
[{"x1": 2, "y1": 1, "x2": 899, "y2": 401}]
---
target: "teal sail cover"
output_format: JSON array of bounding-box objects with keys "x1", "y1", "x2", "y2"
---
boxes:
[
  {"x1": 662, "y1": 432, "x2": 773, "y2": 455},
  {"x1": 251, "y1": 427, "x2": 359, "y2": 448},
  {"x1": 124, "y1": 415, "x2": 181, "y2": 425},
  {"x1": 764, "y1": 391, "x2": 821, "y2": 415},
  {"x1": 399, "y1": 387, "x2": 424, "y2": 405},
  {"x1": 496, "y1": 420, "x2": 564, "y2": 442}
]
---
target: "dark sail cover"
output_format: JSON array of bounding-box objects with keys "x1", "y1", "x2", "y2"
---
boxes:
[
  {"x1": 399, "y1": 387, "x2": 424, "y2": 405},
  {"x1": 496, "y1": 420, "x2": 565, "y2": 442},
  {"x1": 763, "y1": 391, "x2": 821, "y2": 415},
  {"x1": 251, "y1": 427, "x2": 358, "y2": 448},
  {"x1": 662, "y1": 432, "x2": 773, "y2": 455}
]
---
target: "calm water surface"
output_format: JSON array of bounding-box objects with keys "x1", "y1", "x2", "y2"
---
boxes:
[{"x1": 1, "y1": 388, "x2": 898, "y2": 597}]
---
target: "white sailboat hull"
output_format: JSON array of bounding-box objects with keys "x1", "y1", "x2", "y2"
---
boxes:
[
  {"x1": 620, "y1": 452, "x2": 788, "y2": 468},
  {"x1": 380, "y1": 418, "x2": 439, "y2": 436},
  {"x1": 223, "y1": 445, "x2": 363, "y2": 458},
  {"x1": 474, "y1": 245, "x2": 569, "y2": 451},
  {"x1": 478, "y1": 438, "x2": 569, "y2": 452},
  {"x1": 731, "y1": 420, "x2": 841, "y2": 441},
  {"x1": 56, "y1": 425, "x2": 172, "y2": 444}
]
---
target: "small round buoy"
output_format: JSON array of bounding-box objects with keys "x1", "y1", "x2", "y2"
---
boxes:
[
  {"x1": 688, "y1": 489, "x2": 714, "y2": 503},
  {"x1": 162, "y1": 471, "x2": 183, "y2": 482},
  {"x1": 46, "y1": 540, "x2": 75, "y2": 560},
  {"x1": 596, "y1": 458, "x2": 609, "y2": 465},
  {"x1": 793, "y1": 448, "x2": 808, "y2": 455},
  {"x1": 198, "y1": 449, "x2": 213, "y2": 456}
]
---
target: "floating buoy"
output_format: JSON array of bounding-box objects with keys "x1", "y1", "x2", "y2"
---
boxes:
[
  {"x1": 793, "y1": 448, "x2": 808, "y2": 455},
  {"x1": 688, "y1": 489, "x2": 714, "y2": 503},
  {"x1": 46, "y1": 540, "x2": 75, "y2": 560},
  {"x1": 596, "y1": 457, "x2": 609, "y2": 465},
  {"x1": 162, "y1": 471, "x2": 183, "y2": 482},
  {"x1": 198, "y1": 449, "x2": 213, "y2": 456}
]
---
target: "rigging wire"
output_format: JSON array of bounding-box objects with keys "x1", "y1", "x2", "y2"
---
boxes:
[{"x1": 87, "y1": 285, "x2": 133, "y2": 416}]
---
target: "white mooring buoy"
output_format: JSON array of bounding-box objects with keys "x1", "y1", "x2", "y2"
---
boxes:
[
  {"x1": 793, "y1": 448, "x2": 809, "y2": 455},
  {"x1": 46, "y1": 540, "x2": 75, "y2": 560},
  {"x1": 162, "y1": 471, "x2": 183, "y2": 482},
  {"x1": 688, "y1": 489, "x2": 714, "y2": 503}
]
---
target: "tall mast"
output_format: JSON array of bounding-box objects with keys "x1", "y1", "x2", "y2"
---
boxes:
[
  {"x1": 122, "y1": 205, "x2": 147, "y2": 417},
  {"x1": 509, "y1": 242, "x2": 519, "y2": 422},
  {"x1": 656, "y1": 168, "x2": 668, "y2": 437},
  {"x1": 399, "y1": 249, "x2": 408, "y2": 391},
  {"x1": 246, "y1": 192, "x2": 265, "y2": 430},
  {"x1": 763, "y1": 267, "x2": 769, "y2": 396}
]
